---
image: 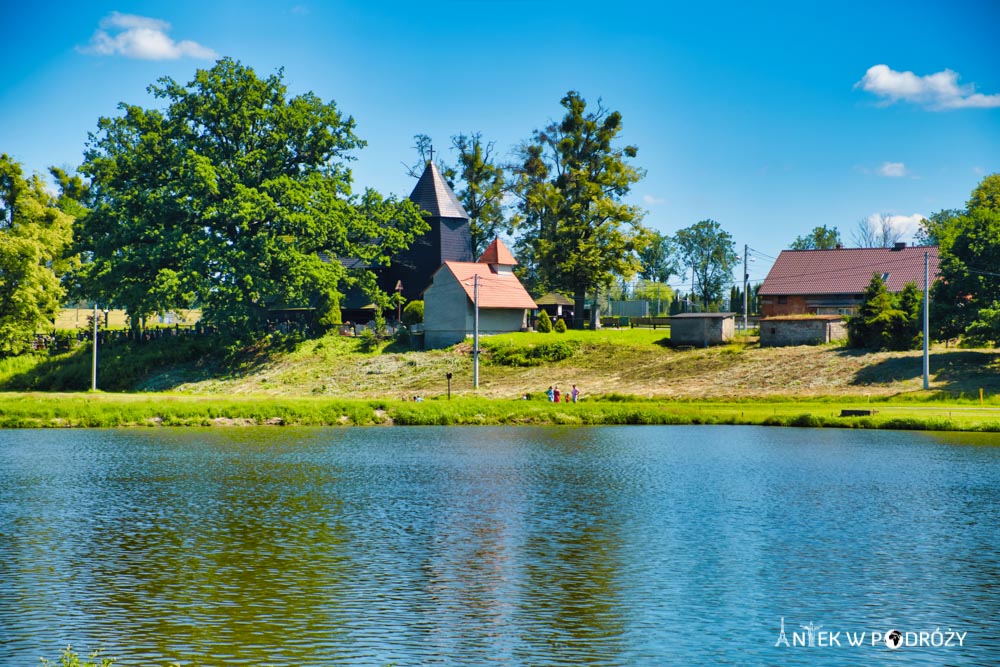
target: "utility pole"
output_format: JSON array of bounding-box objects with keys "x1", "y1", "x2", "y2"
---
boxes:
[
  {"x1": 91, "y1": 303, "x2": 98, "y2": 391},
  {"x1": 690, "y1": 269, "x2": 696, "y2": 313},
  {"x1": 473, "y1": 274, "x2": 480, "y2": 389},
  {"x1": 923, "y1": 250, "x2": 930, "y2": 390},
  {"x1": 395, "y1": 280, "x2": 403, "y2": 323},
  {"x1": 743, "y1": 243, "x2": 749, "y2": 331}
]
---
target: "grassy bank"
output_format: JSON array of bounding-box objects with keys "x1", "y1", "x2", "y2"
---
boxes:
[
  {"x1": 4, "y1": 327, "x2": 1000, "y2": 431},
  {"x1": 8, "y1": 327, "x2": 1000, "y2": 400},
  {"x1": 4, "y1": 392, "x2": 1000, "y2": 431}
]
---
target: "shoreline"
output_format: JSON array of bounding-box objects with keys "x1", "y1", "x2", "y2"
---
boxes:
[{"x1": 5, "y1": 392, "x2": 1000, "y2": 432}]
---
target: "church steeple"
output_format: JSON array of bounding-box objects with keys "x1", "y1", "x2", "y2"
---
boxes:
[
  {"x1": 408, "y1": 161, "x2": 469, "y2": 220},
  {"x1": 381, "y1": 160, "x2": 473, "y2": 301}
]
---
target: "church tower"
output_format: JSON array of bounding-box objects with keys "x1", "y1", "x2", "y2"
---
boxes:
[{"x1": 385, "y1": 161, "x2": 472, "y2": 301}]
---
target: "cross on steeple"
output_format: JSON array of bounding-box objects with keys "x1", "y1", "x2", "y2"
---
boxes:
[{"x1": 428, "y1": 145, "x2": 435, "y2": 163}]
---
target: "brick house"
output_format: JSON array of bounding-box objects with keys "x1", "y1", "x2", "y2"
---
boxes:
[{"x1": 758, "y1": 244, "x2": 940, "y2": 317}]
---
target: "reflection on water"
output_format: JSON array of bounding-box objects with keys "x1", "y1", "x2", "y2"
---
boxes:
[{"x1": 1, "y1": 426, "x2": 999, "y2": 666}]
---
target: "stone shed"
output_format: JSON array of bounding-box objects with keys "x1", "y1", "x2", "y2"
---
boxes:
[
  {"x1": 759, "y1": 315, "x2": 847, "y2": 347},
  {"x1": 669, "y1": 313, "x2": 736, "y2": 347}
]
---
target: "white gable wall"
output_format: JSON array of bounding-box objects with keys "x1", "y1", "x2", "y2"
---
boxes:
[
  {"x1": 424, "y1": 270, "x2": 529, "y2": 349},
  {"x1": 424, "y1": 270, "x2": 470, "y2": 348}
]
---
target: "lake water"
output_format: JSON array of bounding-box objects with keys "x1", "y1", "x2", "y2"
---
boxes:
[{"x1": 1, "y1": 426, "x2": 999, "y2": 666}]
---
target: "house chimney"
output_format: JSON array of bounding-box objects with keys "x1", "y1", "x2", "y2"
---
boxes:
[
  {"x1": 835, "y1": 243, "x2": 843, "y2": 249},
  {"x1": 892, "y1": 242, "x2": 906, "y2": 251}
]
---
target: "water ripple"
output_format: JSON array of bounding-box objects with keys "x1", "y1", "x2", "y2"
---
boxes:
[{"x1": 1, "y1": 427, "x2": 999, "y2": 665}]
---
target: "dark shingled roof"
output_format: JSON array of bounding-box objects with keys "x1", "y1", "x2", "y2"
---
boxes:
[
  {"x1": 409, "y1": 162, "x2": 469, "y2": 220},
  {"x1": 759, "y1": 246, "x2": 940, "y2": 296}
]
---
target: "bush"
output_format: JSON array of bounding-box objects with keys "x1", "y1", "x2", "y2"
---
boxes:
[
  {"x1": 485, "y1": 339, "x2": 578, "y2": 366},
  {"x1": 533, "y1": 340, "x2": 577, "y2": 361},
  {"x1": 554, "y1": 317, "x2": 567, "y2": 333},
  {"x1": 402, "y1": 300, "x2": 424, "y2": 325},
  {"x1": 536, "y1": 311, "x2": 552, "y2": 333}
]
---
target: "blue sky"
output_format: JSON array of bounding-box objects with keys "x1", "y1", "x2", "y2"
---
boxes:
[{"x1": 2, "y1": 0, "x2": 998, "y2": 285}]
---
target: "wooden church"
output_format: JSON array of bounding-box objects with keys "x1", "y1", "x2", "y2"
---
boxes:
[
  {"x1": 388, "y1": 161, "x2": 534, "y2": 347},
  {"x1": 339, "y1": 159, "x2": 534, "y2": 343},
  {"x1": 379, "y1": 161, "x2": 474, "y2": 302}
]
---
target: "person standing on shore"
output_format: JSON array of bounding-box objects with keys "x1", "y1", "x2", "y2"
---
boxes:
[
  {"x1": 547, "y1": 386, "x2": 554, "y2": 402},
  {"x1": 554, "y1": 386, "x2": 561, "y2": 403},
  {"x1": 571, "y1": 384, "x2": 580, "y2": 403}
]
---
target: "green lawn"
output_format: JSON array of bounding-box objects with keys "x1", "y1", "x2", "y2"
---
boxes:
[{"x1": 3, "y1": 392, "x2": 1000, "y2": 432}]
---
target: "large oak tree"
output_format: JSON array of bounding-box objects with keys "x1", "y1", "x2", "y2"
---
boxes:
[
  {"x1": 0, "y1": 155, "x2": 75, "y2": 355},
  {"x1": 77, "y1": 58, "x2": 426, "y2": 335}
]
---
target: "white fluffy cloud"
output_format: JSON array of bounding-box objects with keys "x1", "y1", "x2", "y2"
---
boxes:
[
  {"x1": 856, "y1": 64, "x2": 1000, "y2": 110},
  {"x1": 878, "y1": 162, "x2": 908, "y2": 178},
  {"x1": 867, "y1": 212, "x2": 925, "y2": 240},
  {"x1": 643, "y1": 194, "x2": 666, "y2": 205},
  {"x1": 81, "y1": 12, "x2": 217, "y2": 60}
]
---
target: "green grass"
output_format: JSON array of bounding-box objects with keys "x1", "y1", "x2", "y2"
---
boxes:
[
  {"x1": 3, "y1": 392, "x2": 1000, "y2": 432},
  {"x1": 4, "y1": 326, "x2": 1000, "y2": 430},
  {"x1": 486, "y1": 326, "x2": 670, "y2": 348}
]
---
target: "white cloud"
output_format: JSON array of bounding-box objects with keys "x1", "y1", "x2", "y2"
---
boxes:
[
  {"x1": 856, "y1": 64, "x2": 1000, "y2": 110},
  {"x1": 80, "y1": 12, "x2": 217, "y2": 60},
  {"x1": 878, "y1": 161, "x2": 908, "y2": 178},
  {"x1": 643, "y1": 194, "x2": 666, "y2": 205},
  {"x1": 867, "y1": 212, "x2": 925, "y2": 240}
]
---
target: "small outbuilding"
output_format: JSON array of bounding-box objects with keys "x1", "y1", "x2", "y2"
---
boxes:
[
  {"x1": 669, "y1": 312, "x2": 736, "y2": 347},
  {"x1": 759, "y1": 315, "x2": 847, "y2": 347},
  {"x1": 423, "y1": 239, "x2": 537, "y2": 349},
  {"x1": 534, "y1": 292, "x2": 574, "y2": 322}
]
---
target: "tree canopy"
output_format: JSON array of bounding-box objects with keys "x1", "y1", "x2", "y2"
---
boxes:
[
  {"x1": 674, "y1": 219, "x2": 737, "y2": 308},
  {"x1": 930, "y1": 174, "x2": 1000, "y2": 344},
  {"x1": 847, "y1": 273, "x2": 921, "y2": 351},
  {"x1": 790, "y1": 225, "x2": 841, "y2": 250},
  {"x1": 77, "y1": 58, "x2": 426, "y2": 335},
  {"x1": 511, "y1": 91, "x2": 646, "y2": 327},
  {"x1": 637, "y1": 229, "x2": 680, "y2": 284},
  {"x1": 0, "y1": 155, "x2": 75, "y2": 355},
  {"x1": 451, "y1": 133, "x2": 508, "y2": 257}
]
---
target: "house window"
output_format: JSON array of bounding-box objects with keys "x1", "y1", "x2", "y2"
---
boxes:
[
  {"x1": 778, "y1": 296, "x2": 788, "y2": 304},
  {"x1": 881, "y1": 272, "x2": 890, "y2": 281}
]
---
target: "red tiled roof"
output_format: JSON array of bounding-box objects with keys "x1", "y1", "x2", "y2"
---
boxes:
[
  {"x1": 759, "y1": 246, "x2": 940, "y2": 296},
  {"x1": 439, "y1": 261, "x2": 537, "y2": 309},
  {"x1": 478, "y1": 238, "x2": 518, "y2": 265}
]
